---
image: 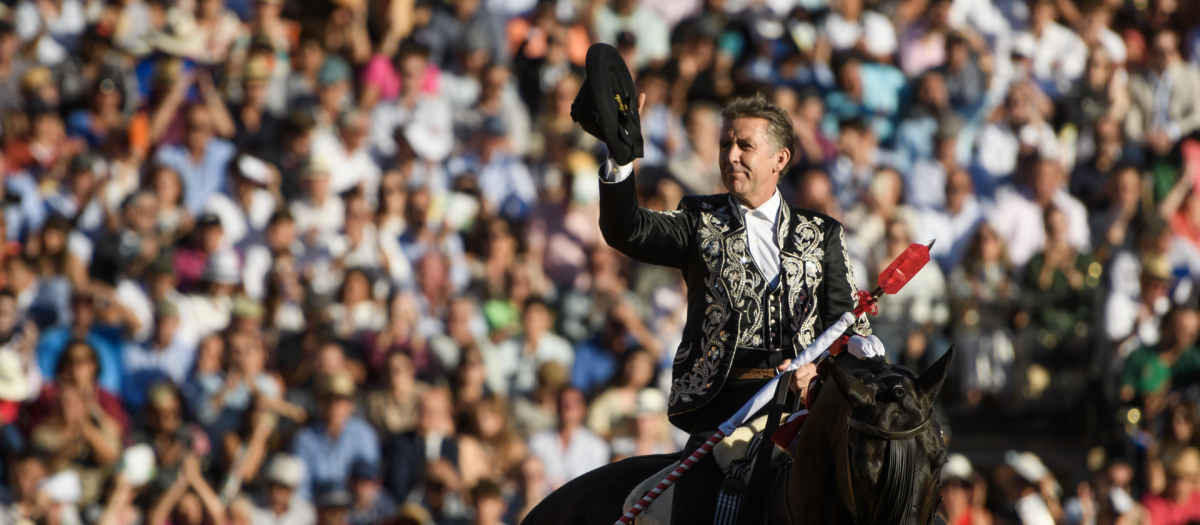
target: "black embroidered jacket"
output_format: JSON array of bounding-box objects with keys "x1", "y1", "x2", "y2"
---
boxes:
[{"x1": 598, "y1": 172, "x2": 872, "y2": 430}]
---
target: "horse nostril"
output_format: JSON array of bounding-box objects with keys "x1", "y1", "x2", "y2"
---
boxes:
[{"x1": 891, "y1": 385, "x2": 906, "y2": 400}]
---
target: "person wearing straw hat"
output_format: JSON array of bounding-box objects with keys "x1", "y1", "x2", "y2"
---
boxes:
[
  {"x1": 289, "y1": 157, "x2": 345, "y2": 240},
  {"x1": 292, "y1": 372, "x2": 379, "y2": 499},
  {"x1": 229, "y1": 57, "x2": 284, "y2": 157},
  {"x1": 1002, "y1": 450, "x2": 1061, "y2": 525},
  {"x1": 203, "y1": 154, "x2": 278, "y2": 249},
  {"x1": 254, "y1": 453, "x2": 317, "y2": 525}
]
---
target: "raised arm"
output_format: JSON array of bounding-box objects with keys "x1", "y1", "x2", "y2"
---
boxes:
[{"x1": 597, "y1": 161, "x2": 696, "y2": 269}]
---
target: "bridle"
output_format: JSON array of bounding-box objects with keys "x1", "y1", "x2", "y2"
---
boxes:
[{"x1": 831, "y1": 371, "x2": 942, "y2": 525}]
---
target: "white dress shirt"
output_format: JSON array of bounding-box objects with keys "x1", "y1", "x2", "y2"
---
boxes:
[
  {"x1": 604, "y1": 159, "x2": 782, "y2": 285},
  {"x1": 734, "y1": 189, "x2": 782, "y2": 287},
  {"x1": 528, "y1": 427, "x2": 611, "y2": 491}
]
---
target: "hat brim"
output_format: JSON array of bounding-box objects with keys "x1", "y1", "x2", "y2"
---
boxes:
[{"x1": 572, "y1": 43, "x2": 643, "y2": 165}]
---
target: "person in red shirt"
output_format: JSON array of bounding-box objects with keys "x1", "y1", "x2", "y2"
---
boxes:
[{"x1": 1143, "y1": 447, "x2": 1200, "y2": 525}]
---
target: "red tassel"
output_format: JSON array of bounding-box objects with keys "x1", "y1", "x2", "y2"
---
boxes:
[{"x1": 852, "y1": 289, "x2": 878, "y2": 317}]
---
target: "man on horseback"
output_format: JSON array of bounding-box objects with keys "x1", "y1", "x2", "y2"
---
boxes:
[{"x1": 573, "y1": 44, "x2": 873, "y2": 525}]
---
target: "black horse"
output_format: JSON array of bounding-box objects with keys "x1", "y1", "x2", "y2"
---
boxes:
[{"x1": 521, "y1": 349, "x2": 952, "y2": 525}]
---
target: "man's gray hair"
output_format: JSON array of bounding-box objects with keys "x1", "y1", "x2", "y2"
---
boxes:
[{"x1": 721, "y1": 94, "x2": 796, "y2": 165}]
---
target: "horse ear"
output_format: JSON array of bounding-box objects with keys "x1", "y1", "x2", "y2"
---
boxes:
[
  {"x1": 829, "y1": 359, "x2": 874, "y2": 408},
  {"x1": 916, "y1": 346, "x2": 953, "y2": 401}
]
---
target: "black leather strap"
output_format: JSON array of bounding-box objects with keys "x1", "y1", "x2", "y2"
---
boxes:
[
  {"x1": 739, "y1": 369, "x2": 791, "y2": 525},
  {"x1": 847, "y1": 411, "x2": 934, "y2": 440}
]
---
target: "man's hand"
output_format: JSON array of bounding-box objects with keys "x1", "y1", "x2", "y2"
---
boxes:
[{"x1": 777, "y1": 360, "x2": 818, "y2": 398}]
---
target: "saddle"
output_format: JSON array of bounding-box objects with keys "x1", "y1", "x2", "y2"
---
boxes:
[{"x1": 621, "y1": 414, "x2": 794, "y2": 525}]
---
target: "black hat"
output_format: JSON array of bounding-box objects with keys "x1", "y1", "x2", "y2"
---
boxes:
[
  {"x1": 571, "y1": 43, "x2": 643, "y2": 166},
  {"x1": 197, "y1": 213, "x2": 222, "y2": 227}
]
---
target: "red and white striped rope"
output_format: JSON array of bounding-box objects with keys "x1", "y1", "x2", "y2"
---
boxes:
[{"x1": 615, "y1": 429, "x2": 728, "y2": 525}]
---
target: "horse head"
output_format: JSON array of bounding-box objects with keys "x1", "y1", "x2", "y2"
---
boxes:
[{"x1": 789, "y1": 348, "x2": 952, "y2": 525}]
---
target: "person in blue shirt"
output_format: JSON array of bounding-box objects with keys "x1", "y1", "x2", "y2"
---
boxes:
[
  {"x1": 121, "y1": 301, "x2": 197, "y2": 411},
  {"x1": 36, "y1": 291, "x2": 125, "y2": 394},
  {"x1": 291, "y1": 372, "x2": 380, "y2": 499},
  {"x1": 153, "y1": 104, "x2": 237, "y2": 216}
]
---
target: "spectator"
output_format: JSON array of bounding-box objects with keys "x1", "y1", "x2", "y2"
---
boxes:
[
  {"x1": 1141, "y1": 447, "x2": 1200, "y2": 525},
  {"x1": 1025, "y1": 0, "x2": 1089, "y2": 96},
  {"x1": 289, "y1": 159, "x2": 345, "y2": 241},
  {"x1": 917, "y1": 168, "x2": 984, "y2": 273},
  {"x1": 895, "y1": 71, "x2": 954, "y2": 176},
  {"x1": 369, "y1": 42, "x2": 454, "y2": 166},
  {"x1": 948, "y1": 224, "x2": 1019, "y2": 403},
  {"x1": 458, "y1": 395, "x2": 526, "y2": 489},
  {"x1": 36, "y1": 292, "x2": 124, "y2": 394},
  {"x1": 585, "y1": 349, "x2": 657, "y2": 439},
  {"x1": 292, "y1": 372, "x2": 380, "y2": 498},
  {"x1": 940, "y1": 454, "x2": 993, "y2": 525},
  {"x1": 368, "y1": 292, "x2": 441, "y2": 384},
  {"x1": 384, "y1": 387, "x2": 458, "y2": 503},
  {"x1": 990, "y1": 159, "x2": 1091, "y2": 268},
  {"x1": 364, "y1": 352, "x2": 425, "y2": 437},
  {"x1": 312, "y1": 486, "x2": 353, "y2": 525},
  {"x1": 29, "y1": 340, "x2": 125, "y2": 505},
  {"x1": 313, "y1": 111, "x2": 380, "y2": 199},
  {"x1": 999, "y1": 450, "x2": 1062, "y2": 525},
  {"x1": 527, "y1": 387, "x2": 609, "y2": 492},
  {"x1": 120, "y1": 301, "x2": 196, "y2": 411},
  {"x1": 205, "y1": 155, "x2": 277, "y2": 251},
  {"x1": 184, "y1": 331, "x2": 282, "y2": 444},
  {"x1": 254, "y1": 454, "x2": 317, "y2": 525},
  {"x1": 667, "y1": 102, "x2": 722, "y2": 195},
  {"x1": 609, "y1": 389, "x2": 674, "y2": 461},
  {"x1": 1063, "y1": 459, "x2": 1137, "y2": 525},
  {"x1": 1120, "y1": 307, "x2": 1200, "y2": 404},
  {"x1": 1106, "y1": 252, "x2": 1175, "y2": 360},
  {"x1": 153, "y1": 104, "x2": 237, "y2": 216},
  {"x1": 486, "y1": 297, "x2": 573, "y2": 398},
  {"x1": 469, "y1": 480, "x2": 506, "y2": 525},
  {"x1": 447, "y1": 116, "x2": 536, "y2": 221},
  {"x1": 347, "y1": 460, "x2": 397, "y2": 525},
  {"x1": 823, "y1": 56, "x2": 906, "y2": 143},
  {"x1": 1066, "y1": 49, "x2": 1130, "y2": 143},
  {"x1": 135, "y1": 384, "x2": 199, "y2": 497},
  {"x1": 937, "y1": 32, "x2": 988, "y2": 113},
  {"x1": 591, "y1": 0, "x2": 669, "y2": 68},
  {"x1": 1126, "y1": 30, "x2": 1200, "y2": 157},
  {"x1": 0, "y1": 456, "x2": 46, "y2": 525},
  {"x1": 869, "y1": 218, "x2": 951, "y2": 362},
  {"x1": 1020, "y1": 207, "x2": 1101, "y2": 352},
  {"x1": 821, "y1": 0, "x2": 898, "y2": 62},
  {"x1": 972, "y1": 85, "x2": 1054, "y2": 196}
]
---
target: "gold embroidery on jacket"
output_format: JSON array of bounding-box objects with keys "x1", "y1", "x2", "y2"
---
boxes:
[
  {"x1": 670, "y1": 204, "x2": 732, "y2": 405},
  {"x1": 790, "y1": 216, "x2": 825, "y2": 349},
  {"x1": 725, "y1": 235, "x2": 764, "y2": 348}
]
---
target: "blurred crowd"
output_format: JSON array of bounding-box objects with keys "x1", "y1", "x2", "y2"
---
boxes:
[{"x1": 0, "y1": 0, "x2": 1197, "y2": 523}]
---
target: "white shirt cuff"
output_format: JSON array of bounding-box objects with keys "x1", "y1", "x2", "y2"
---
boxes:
[{"x1": 603, "y1": 158, "x2": 634, "y2": 183}]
